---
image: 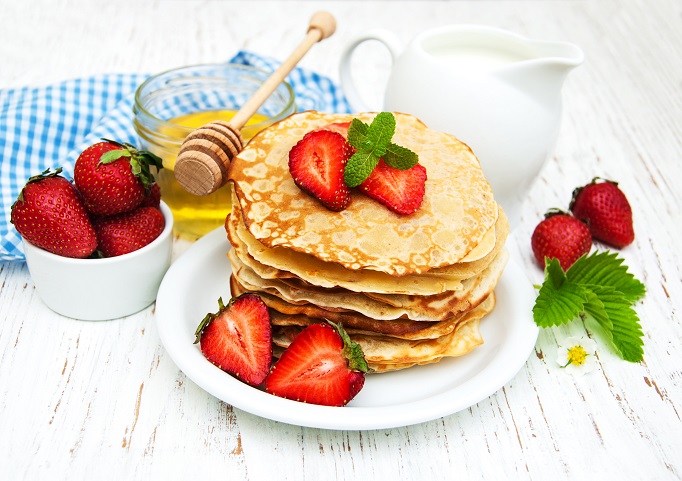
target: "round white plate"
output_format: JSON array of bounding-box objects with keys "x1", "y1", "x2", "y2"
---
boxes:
[{"x1": 156, "y1": 227, "x2": 539, "y2": 430}]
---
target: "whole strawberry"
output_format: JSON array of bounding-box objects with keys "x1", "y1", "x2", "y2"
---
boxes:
[
  {"x1": 10, "y1": 168, "x2": 97, "y2": 258},
  {"x1": 265, "y1": 321, "x2": 369, "y2": 406},
  {"x1": 74, "y1": 139, "x2": 163, "y2": 216},
  {"x1": 139, "y1": 183, "x2": 161, "y2": 208},
  {"x1": 531, "y1": 210, "x2": 592, "y2": 270},
  {"x1": 570, "y1": 178, "x2": 634, "y2": 248},
  {"x1": 92, "y1": 206, "x2": 165, "y2": 257}
]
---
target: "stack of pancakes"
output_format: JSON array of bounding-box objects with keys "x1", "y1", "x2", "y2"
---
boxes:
[{"x1": 225, "y1": 111, "x2": 509, "y2": 372}]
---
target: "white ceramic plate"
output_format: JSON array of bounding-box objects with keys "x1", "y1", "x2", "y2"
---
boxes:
[{"x1": 156, "y1": 227, "x2": 539, "y2": 430}]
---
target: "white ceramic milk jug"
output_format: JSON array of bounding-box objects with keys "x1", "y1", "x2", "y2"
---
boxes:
[{"x1": 340, "y1": 25, "x2": 584, "y2": 228}]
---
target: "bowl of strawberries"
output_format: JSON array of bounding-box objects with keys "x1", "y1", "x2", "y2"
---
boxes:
[{"x1": 11, "y1": 140, "x2": 174, "y2": 321}]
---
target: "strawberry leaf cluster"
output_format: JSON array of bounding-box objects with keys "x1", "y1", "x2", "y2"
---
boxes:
[
  {"x1": 344, "y1": 112, "x2": 418, "y2": 187},
  {"x1": 533, "y1": 251, "x2": 646, "y2": 362},
  {"x1": 100, "y1": 138, "x2": 163, "y2": 193}
]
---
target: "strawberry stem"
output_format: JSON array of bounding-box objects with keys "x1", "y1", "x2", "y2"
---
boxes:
[
  {"x1": 99, "y1": 138, "x2": 164, "y2": 193},
  {"x1": 326, "y1": 320, "x2": 371, "y2": 373},
  {"x1": 194, "y1": 297, "x2": 225, "y2": 344}
]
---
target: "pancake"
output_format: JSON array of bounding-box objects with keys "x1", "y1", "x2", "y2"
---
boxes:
[
  {"x1": 228, "y1": 111, "x2": 498, "y2": 276},
  {"x1": 227, "y1": 197, "x2": 465, "y2": 295},
  {"x1": 222, "y1": 110, "x2": 508, "y2": 372},
  {"x1": 226, "y1": 195, "x2": 509, "y2": 295},
  {"x1": 271, "y1": 294, "x2": 494, "y2": 371},
  {"x1": 232, "y1": 272, "x2": 490, "y2": 341},
  {"x1": 229, "y1": 244, "x2": 508, "y2": 322}
]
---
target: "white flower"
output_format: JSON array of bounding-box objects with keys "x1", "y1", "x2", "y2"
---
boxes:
[{"x1": 556, "y1": 336, "x2": 598, "y2": 376}]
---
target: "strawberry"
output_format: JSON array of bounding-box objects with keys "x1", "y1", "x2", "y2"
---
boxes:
[
  {"x1": 531, "y1": 210, "x2": 592, "y2": 270},
  {"x1": 74, "y1": 139, "x2": 163, "y2": 216},
  {"x1": 10, "y1": 168, "x2": 97, "y2": 258},
  {"x1": 92, "y1": 206, "x2": 165, "y2": 257},
  {"x1": 288, "y1": 129, "x2": 353, "y2": 211},
  {"x1": 316, "y1": 121, "x2": 351, "y2": 137},
  {"x1": 570, "y1": 178, "x2": 634, "y2": 248},
  {"x1": 139, "y1": 183, "x2": 161, "y2": 208},
  {"x1": 358, "y1": 159, "x2": 426, "y2": 215},
  {"x1": 265, "y1": 321, "x2": 369, "y2": 407},
  {"x1": 194, "y1": 294, "x2": 272, "y2": 387}
]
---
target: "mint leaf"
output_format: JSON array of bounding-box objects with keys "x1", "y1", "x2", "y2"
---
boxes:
[
  {"x1": 533, "y1": 258, "x2": 591, "y2": 327},
  {"x1": 344, "y1": 112, "x2": 419, "y2": 186},
  {"x1": 364, "y1": 111, "x2": 395, "y2": 157},
  {"x1": 567, "y1": 251, "x2": 646, "y2": 303},
  {"x1": 384, "y1": 142, "x2": 419, "y2": 170},
  {"x1": 344, "y1": 151, "x2": 381, "y2": 188},
  {"x1": 347, "y1": 118, "x2": 369, "y2": 147}
]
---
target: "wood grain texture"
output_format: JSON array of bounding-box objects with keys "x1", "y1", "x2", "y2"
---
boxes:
[{"x1": 1, "y1": 1, "x2": 680, "y2": 480}]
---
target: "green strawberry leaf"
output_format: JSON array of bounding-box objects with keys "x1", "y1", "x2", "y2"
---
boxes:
[
  {"x1": 329, "y1": 320, "x2": 370, "y2": 373},
  {"x1": 194, "y1": 297, "x2": 226, "y2": 344},
  {"x1": 567, "y1": 251, "x2": 646, "y2": 303},
  {"x1": 582, "y1": 290, "x2": 613, "y2": 332},
  {"x1": 99, "y1": 149, "x2": 132, "y2": 164},
  {"x1": 590, "y1": 285, "x2": 644, "y2": 362},
  {"x1": 533, "y1": 258, "x2": 591, "y2": 327},
  {"x1": 533, "y1": 250, "x2": 646, "y2": 363},
  {"x1": 98, "y1": 138, "x2": 163, "y2": 192}
]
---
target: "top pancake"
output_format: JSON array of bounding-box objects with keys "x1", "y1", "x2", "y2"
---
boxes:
[{"x1": 228, "y1": 111, "x2": 498, "y2": 276}]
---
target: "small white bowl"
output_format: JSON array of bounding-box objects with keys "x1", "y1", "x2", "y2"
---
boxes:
[{"x1": 23, "y1": 201, "x2": 174, "y2": 321}]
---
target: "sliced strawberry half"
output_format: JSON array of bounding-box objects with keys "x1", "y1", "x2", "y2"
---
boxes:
[
  {"x1": 265, "y1": 321, "x2": 369, "y2": 407},
  {"x1": 315, "y1": 121, "x2": 351, "y2": 137},
  {"x1": 194, "y1": 294, "x2": 272, "y2": 387},
  {"x1": 359, "y1": 159, "x2": 427, "y2": 215},
  {"x1": 288, "y1": 129, "x2": 353, "y2": 211}
]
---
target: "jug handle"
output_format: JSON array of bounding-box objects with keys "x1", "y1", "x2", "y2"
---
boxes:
[{"x1": 339, "y1": 29, "x2": 403, "y2": 112}]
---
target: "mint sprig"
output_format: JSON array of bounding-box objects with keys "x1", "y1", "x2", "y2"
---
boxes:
[
  {"x1": 533, "y1": 251, "x2": 646, "y2": 362},
  {"x1": 344, "y1": 112, "x2": 419, "y2": 187}
]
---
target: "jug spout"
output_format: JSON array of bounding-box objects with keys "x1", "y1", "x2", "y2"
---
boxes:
[{"x1": 493, "y1": 39, "x2": 584, "y2": 105}]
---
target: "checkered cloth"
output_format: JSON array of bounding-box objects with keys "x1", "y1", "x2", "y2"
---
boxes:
[{"x1": 0, "y1": 51, "x2": 352, "y2": 261}]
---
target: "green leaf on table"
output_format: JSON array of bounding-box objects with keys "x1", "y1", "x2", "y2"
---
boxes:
[
  {"x1": 567, "y1": 250, "x2": 646, "y2": 303},
  {"x1": 590, "y1": 285, "x2": 644, "y2": 362},
  {"x1": 533, "y1": 258, "x2": 591, "y2": 327},
  {"x1": 533, "y1": 251, "x2": 646, "y2": 363}
]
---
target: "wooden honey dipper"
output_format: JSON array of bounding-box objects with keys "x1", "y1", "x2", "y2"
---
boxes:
[{"x1": 174, "y1": 11, "x2": 336, "y2": 197}]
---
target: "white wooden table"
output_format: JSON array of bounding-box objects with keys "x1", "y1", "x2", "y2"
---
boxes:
[{"x1": 1, "y1": 1, "x2": 681, "y2": 479}]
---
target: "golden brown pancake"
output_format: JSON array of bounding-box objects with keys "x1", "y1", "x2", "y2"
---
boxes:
[
  {"x1": 228, "y1": 111, "x2": 498, "y2": 276},
  {"x1": 226, "y1": 196, "x2": 508, "y2": 296},
  {"x1": 270, "y1": 295, "x2": 494, "y2": 371},
  {"x1": 222, "y1": 110, "x2": 507, "y2": 372},
  {"x1": 229, "y1": 244, "x2": 508, "y2": 323}
]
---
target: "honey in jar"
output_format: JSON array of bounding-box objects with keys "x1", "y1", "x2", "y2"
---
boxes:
[{"x1": 133, "y1": 63, "x2": 296, "y2": 239}]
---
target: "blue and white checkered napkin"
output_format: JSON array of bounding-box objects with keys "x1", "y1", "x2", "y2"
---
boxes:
[{"x1": 0, "y1": 51, "x2": 352, "y2": 262}]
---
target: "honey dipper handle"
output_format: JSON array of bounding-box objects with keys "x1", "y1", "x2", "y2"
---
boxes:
[
  {"x1": 230, "y1": 11, "x2": 336, "y2": 130},
  {"x1": 174, "y1": 12, "x2": 335, "y2": 197}
]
